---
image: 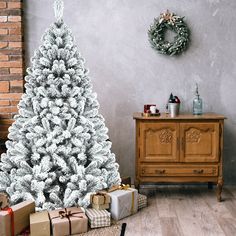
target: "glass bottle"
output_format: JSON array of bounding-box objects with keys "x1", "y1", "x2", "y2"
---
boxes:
[{"x1": 193, "y1": 83, "x2": 203, "y2": 115}]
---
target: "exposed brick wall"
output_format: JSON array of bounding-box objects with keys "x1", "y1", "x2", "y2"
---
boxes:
[{"x1": 0, "y1": 0, "x2": 24, "y2": 153}]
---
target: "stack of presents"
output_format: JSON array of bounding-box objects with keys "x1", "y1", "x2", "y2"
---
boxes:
[{"x1": 0, "y1": 177, "x2": 147, "y2": 236}]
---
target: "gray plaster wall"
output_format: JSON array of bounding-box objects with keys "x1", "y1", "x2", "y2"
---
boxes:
[{"x1": 24, "y1": 0, "x2": 236, "y2": 184}]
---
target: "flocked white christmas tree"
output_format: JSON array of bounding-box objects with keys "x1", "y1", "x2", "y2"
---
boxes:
[{"x1": 0, "y1": 0, "x2": 120, "y2": 210}]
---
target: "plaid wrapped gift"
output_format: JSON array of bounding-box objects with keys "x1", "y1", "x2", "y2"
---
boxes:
[
  {"x1": 85, "y1": 209, "x2": 111, "y2": 228},
  {"x1": 138, "y1": 194, "x2": 147, "y2": 210}
]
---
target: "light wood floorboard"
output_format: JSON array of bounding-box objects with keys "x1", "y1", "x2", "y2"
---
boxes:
[{"x1": 119, "y1": 186, "x2": 236, "y2": 236}]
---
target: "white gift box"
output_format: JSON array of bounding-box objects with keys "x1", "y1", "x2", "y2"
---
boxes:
[
  {"x1": 85, "y1": 209, "x2": 111, "y2": 228},
  {"x1": 107, "y1": 188, "x2": 138, "y2": 220}
]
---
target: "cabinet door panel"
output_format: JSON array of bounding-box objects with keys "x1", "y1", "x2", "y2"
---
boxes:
[
  {"x1": 180, "y1": 123, "x2": 219, "y2": 162},
  {"x1": 140, "y1": 122, "x2": 179, "y2": 162}
]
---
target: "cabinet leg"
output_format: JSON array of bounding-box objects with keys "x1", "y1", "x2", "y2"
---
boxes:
[
  {"x1": 217, "y1": 178, "x2": 223, "y2": 202},
  {"x1": 208, "y1": 182, "x2": 213, "y2": 189}
]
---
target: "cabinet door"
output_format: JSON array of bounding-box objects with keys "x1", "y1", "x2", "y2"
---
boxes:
[
  {"x1": 140, "y1": 122, "x2": 179, "y2": 162},
  {"x1": 180, "y1": 123, "x2": 219, "y2": 162}
]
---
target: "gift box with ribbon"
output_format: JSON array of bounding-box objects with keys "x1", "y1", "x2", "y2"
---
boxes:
[
  {"x1": 107, "y1": 185, "x2": 138, "y2": 220},
  {"x1": 30, "y1": 211, "x2": 50, "y2": 236},
  {"x1": 48, "y1": 207, "x2": 88, "y2": 236},
  {"x1": 138, "y1": 193, "x2": 147, "y2": 210},
  {"x1": 90, "y1": 191, "x2": 111, "y2": 205},
  {"x1": 85, "y1": 209, "x2": 111, "y2": 228},
  {"x1": 0, "y1": 200, "x2": 35, "y2": 236}
]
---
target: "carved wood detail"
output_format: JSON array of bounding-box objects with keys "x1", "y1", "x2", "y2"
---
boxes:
[{"x1": 159, "y1": 129, "x2": 173, "y2": 143}]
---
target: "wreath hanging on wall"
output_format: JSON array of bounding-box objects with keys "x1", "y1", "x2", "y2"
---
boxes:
[{"x1": 148, "y1": 10, "x2": 190, "y2": 56}]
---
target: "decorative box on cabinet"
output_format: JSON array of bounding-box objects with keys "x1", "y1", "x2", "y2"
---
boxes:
[{"x1": 133, "y1": 113, "x2": 226, "y2": 201}]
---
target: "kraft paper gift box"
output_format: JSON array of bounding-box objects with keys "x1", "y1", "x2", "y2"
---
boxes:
[
  {"x1": 107, "y1": 187, "x2": 138, "y2": 220},
  {"x1": 138, "y1": 194, "x2": 147, "y2": 210},
  {"x1": 48, "y1": 207, "x2": 88, "y2": 236},
  {"x1": 85, "y1": 209, "x2": 111, "y2": 228},
  {"x1": 0, "y1": 200, "x2": 35, "y2": 236},
  {"x1": 30, "y1": 211, "x2": 50, "y2": 236},
  {"x1": 92, "y1": 203, "x2": 109, "y2": 210},
  {"x1": 90, "y1": 192, "x2": 111, "y2": 205}
]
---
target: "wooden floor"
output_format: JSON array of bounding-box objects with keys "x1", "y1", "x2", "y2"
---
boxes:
[{"x1": 120, "y1": 185, "x2": 236, "y2": 236}]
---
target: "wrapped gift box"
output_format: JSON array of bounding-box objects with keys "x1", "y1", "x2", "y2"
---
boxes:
[
  {"x1": 90, "y1": 192, "x2": 110, "y2": 205},
  {"x1": 138, "y1": 194, "x2": 147, "y2": 210},
  {"x1": 107, "y1": 187, "x2": 138, "y2": 220},
  {"x1": 49, "y1": 207, "x2": 88, "y2": 236},
  {"x1": 92, "y1": 203, "x2": 109, "y2": 210},
  {"x1": 30, "y1": 211, "x2": 50, "y2": 236},
  {"x1": 0, "y1": 200, "x2": 35, "y2": 236},
  {"x1": 85, "y1": 209, "x2": 111, "y2": 228}
]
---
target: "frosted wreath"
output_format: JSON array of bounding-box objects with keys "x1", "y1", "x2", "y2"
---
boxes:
[
  {"x1": 148, "y1": 10, "x2": 190, "y2": 56},
  {"x1": 0, "y1": 0, "x2": 120, "y2": 210}
]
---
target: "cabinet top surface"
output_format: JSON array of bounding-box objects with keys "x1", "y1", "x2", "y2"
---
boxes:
[{"x1": 133, "y1": 112, "x2": 226, "y2": 120}]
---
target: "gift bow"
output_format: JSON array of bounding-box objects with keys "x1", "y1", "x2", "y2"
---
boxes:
[
  {"x1": 159, "y1": 9, "x2": 180, "y2": 25},
  {"x1": 58, "y1": 209, "x2": 72, "y2": 219},
  {"x1": 108, "y1": 184, "x2": 130, "y2": 193},
  {"x1": 51, "y1": 208, "x2": 84, "y2": 235}
]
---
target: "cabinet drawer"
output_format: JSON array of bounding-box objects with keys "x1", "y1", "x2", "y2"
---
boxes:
[{"x1": 140, "y1": 165, "x2": 218, "y2": 177}]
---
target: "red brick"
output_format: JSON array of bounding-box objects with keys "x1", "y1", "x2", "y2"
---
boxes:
[
  {"x1": 10, "y1": 80, "x2": 23, "y2": 87},
  {"x1": 0, "y1": 81, "x2": 9, "y2": 93},
  {"x1": 9, "y1": 27, "x2": 21, "y2": 35},
  {"x1": 10, "y1": 85, "x2": 23, "y2": 93},
  {"x1": 0, "y1": 130, "x2": 9, "y2": 139},
  {"x1": 0, "y1": 9, "x2": 21, "y2": 16},
  {"x1": 10, "y1": 67, "x2": 22, "y2": 74},
  {"x1": 7, "y1": 2, "x2": 22, "y2": 9},
  {"x1": 0, "y1": 42, "x2": 8, "y2": 48},
  {"x1": 0, "y1": 68, "x2": 9, "y2": 74},
  {"x1": 0, "y1": 2, "x2": 6, "y2": 9},
  {"x1": 0, "y1": 16, "x2": 7, "y2": 22},
  {"x1": 0, "y1": 61, "x2": 22, "y2": 68},
  {"x1": 0, "y1": 100, "x2": 10, "y2": 106},
  {"x1": 0, "y1": 35, "x2": 22, "y2": 42},
  {"x1": 9, "y1": 55, "x2": 22, "y2": 61},
  {"x1": 0, "y1": 93, "x2": 22, "y2": 100},
  {"x1": 0, "y1": 74, "x2": 23, "y2": 81},
  {"x1": 0, "y1": 114, "x2": 11, "y2": 119},
  {"x1": 8, "y1": 42, "x2": 22, "y2": 48},
  {"x1": 0, "y1": 107, "x2": 12, "y2": 113},
  {"x1": 0, "y1": 125, "x2": 10, "y2": 131},
  {"x1": 8, "y1": 16, "x2": 21, "y2": 22},
  {"x1": 0, "y1": 119, "x2": 13, "y2": 125},
  {"x1": 10, "y1": 100, "x2": 19, "y2": 106},
  {"x1": 0, "y1": 48, "x2": 22, "y2": 55},
  {"x1": 0, "y1": 54, "x2": 8, "y2": 61},
  {"x1": 0, "y1": 29, "x2": 8, "y2": 34},
  {"x1": 0, "y1": 22, "x2": 21, "y2": 29}
]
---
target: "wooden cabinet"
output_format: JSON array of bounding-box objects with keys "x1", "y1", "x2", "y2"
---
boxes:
[{"x1": 134, "y1": 113, "x2": 226, "y2": 201}]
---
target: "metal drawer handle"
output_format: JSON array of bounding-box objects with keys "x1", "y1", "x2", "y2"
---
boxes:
[
  {"x1": 142, "y1": 169, "x2": 145, "y2": 174},
  {"x1": 155, "y1": 169, "x2": 166, "y2": 174},
  {"x1": 193, "y1": 169, "x2": 204, "y2": 174}
]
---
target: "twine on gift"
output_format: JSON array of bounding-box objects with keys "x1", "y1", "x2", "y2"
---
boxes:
[
  {"x1": 91, "y1": 192, "x2": 109, "y2": 205},
  {"x1": 51, "y1": 208, "x2": 84, "y2": 235},
  {"x1": 107, "y1": 184, "x2": 130, "y2": 193},
  {"x1": 2, "y1": 207, "x2": 14, "y2": 236}
]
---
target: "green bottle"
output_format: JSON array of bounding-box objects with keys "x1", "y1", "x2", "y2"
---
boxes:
[{"x1": 193, "y1": 83, "x2": 203, "y2": 115}]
